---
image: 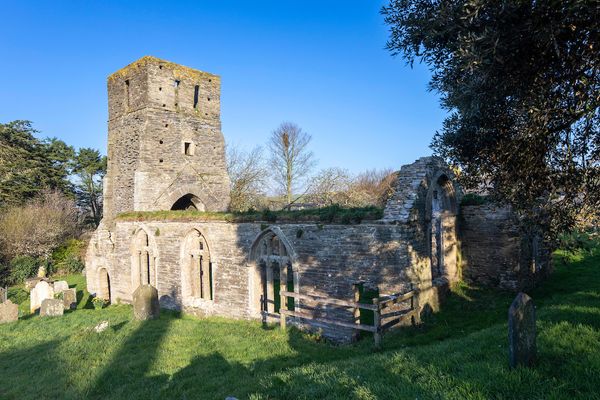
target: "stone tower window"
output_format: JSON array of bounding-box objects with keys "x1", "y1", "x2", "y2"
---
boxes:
[
  {"x1": 125, "y1": 79, "x2": 130, "y2": 109},
  {"x1": 183, "y1": 141, "x2": 195, "y2": 156},
  {"x1": 193, "y1": 85, "x2": 200, "y2": 109},
  {"x1": 174, "y1": 79, "x2": 180, "y2": 88}
]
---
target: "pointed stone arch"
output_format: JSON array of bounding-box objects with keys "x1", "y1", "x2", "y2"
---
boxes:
[
  {"x1": 249, "y1": 227, "x2": 298, "y2": 317},
  {"x1": 426, "y1": 172, "x2": 459, "y2": 284},
  {"x1": 155, "y1": 184, "x2": 207, "y2": 212},
  {"x1": 180, "y1": 228, "x2": 213, "y2": 306},
  {"x1": 171, "y1": 193, "x2": 204, "y2": 211},
  {"x1": 130, "y1": 226, "x2": 159, "y2": 292}
]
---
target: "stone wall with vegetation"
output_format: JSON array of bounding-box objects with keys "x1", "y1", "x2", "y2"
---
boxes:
[
  {"x1": 460, "y1": 204, "x2": 551, "y2": 291},
  {"x1": 86, "y1": 218, "x2": 442, "y2": 341}
]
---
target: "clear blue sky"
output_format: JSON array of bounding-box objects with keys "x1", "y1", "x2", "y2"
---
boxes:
[{"x1": 0, "y1": 0, "x2": 445, "y2": 173}]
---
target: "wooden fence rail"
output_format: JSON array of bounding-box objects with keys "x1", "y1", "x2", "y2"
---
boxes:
[{"x1": 277, "y1": 288, "x2": 419, "y2": 349}]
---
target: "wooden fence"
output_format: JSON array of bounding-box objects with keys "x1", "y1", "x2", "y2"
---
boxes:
[{"x1": 273, "y1": 287, "x2": 419, "y2": 349}]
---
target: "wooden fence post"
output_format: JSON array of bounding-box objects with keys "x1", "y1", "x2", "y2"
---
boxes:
[
  {"x1": 260, "y1": 294, "x2": 267, "y2": 327},
  {"x1": 373, "y1": 298, "x2": 382, "y2": 350},
  {"x1": 280, "y1": 267, "x2": 288, "y2": 331},
  {"x1": 352, "y1": 283, "x2": 361, "y2": 341}
]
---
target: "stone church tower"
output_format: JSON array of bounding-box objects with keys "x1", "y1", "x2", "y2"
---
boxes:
[{"x1": 102, "y1": 56, "x2": 230, "y2": 221}]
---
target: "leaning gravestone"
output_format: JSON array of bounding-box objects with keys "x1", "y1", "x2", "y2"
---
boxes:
[
  {"x1": 30, "y1": 280, "x2": 54, "y2": 314},
  {"x1": 25, "y1": 277, "x2": 43, "y2": 291},
  {"x1": 0, "y1": 300, "x2": 18, "y2": 323},
  {"x1": 40, "y1": 298, "x2": 64, "y2": 317},
  {"x1": 62, "y1": 288, "x2": 77, "y2": 310},
  {"x1": 133, "y1": 285, "x2": 160, "y2": 320},
  {"x1": 508, "y1": 292, "x2": 536, "y2": 368},
  {"x1": 53, "y1": 280, "x2": 69, "y2": 293}
]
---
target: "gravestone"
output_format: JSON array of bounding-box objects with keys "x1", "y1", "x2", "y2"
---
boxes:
[
  {"x1": 133, "y1": 285, "x2": 160, "y2": 320},
  {"x1": 508, "y1": 292, "x2": 536, "y2": 368},
  {"x1": 0, "y1": 300, "x2": 18, "y2": 323},
  {"x1": 25, "y1": 277, "x2": 43, "y2": 291},
  {"x1": 40, "y1": 299, "x2": 64, "y2": 317},
  {"x1": 30, "y1": 281, "x2": 54, "y2": 314},
  {"x1": 53, "y1": 281, "x2": 69, "y2": 293},
  {"x1": 37, "y1": 266, "x2": 47, "y2": 278},
  {"x1": 0, "y1": 286, "x2": 7, "y2": 303},
  {"x1": 62, "y1": 288, "x2": 77, "y2": 310}
]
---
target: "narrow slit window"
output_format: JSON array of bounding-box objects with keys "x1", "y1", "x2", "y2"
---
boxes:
[
  {"x1": 184, "y1": 142, "x2": 192, "y2": 155},
  {"x1": 174, "y1": 79, "x2": 180, "y2": 88},
  {"x1": 193, "y1": 85, "x2": 199, "y2": 109},
  {"x1": 125, "y1": 79, "x2": 130, "y2": 108}
]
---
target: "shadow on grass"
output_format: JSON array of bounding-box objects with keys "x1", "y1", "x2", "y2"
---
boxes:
[{"x1": 0, "y1": 340, "x2": 74, "y2": 399}]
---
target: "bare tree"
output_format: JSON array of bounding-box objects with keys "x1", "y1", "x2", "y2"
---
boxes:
[
  {"x1": 226, "y1": 144, "x2": 269, "y2": 212},
  {"x1": 306, "y1": 168, "x2": 353, "y2": 207},
  {"x1": 349, "y1": 168, "x2": 397, "y2": 208},
  {"x1": 268, "y1": 122, "x2": 316, "y2": 207}
]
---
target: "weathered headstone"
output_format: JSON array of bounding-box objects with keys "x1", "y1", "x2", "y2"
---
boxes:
[
  {"x1": 0, "y1": 286, "x2": 7, "y2": 303},
  {"x1": 62, "y1": 288, "x2": 77, "y2": 310},
  {"x1": 25, "y1": 277, "x2": 43, "y2": 291},
  {"x1": 133, "y1": 285, "x2": 160, "y2": 320},
  {"x1": 508, "y1": 292, "x2": 536, "y2": 368},
  {"x1": 30, "y1": 280, "x2": 55, "y2": 314},
  {"x1": 0, "y1": 300, "x2": 18, "y2": 323},
  {"x1": 40, "y1": 298, "x2": 64, "y2": 317},
  {"x1": 53, "y1": 280, "x2": 69, "y2": 293}
]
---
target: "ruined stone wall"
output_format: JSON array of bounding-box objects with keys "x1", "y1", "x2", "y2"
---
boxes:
[
  {"x1": 103, "y1": 56, "x2": 230, "y2": 221},
  {"x1": 460, "y1": 204, "x2": 551, "y2": 291},
  {"x1": 86, "y1": 219, "x2": 437, "y2": 340}
]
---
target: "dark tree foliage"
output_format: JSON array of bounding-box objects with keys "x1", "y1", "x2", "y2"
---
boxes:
[
  {"x1": 383, "y1": 1, "x2": 600, "y2": 237},
  {"x1": 72, "y1": 148, "x2": 107, "y2": 226},
  {"x1": 0, "y1": 121, "x2": 74, "y2": 208}
]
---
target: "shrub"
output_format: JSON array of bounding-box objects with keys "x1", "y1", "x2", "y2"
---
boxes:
[
  {"x1": 559, "y1": 230, "x2": 599, "y2": 255},
  {"x1": 92, "y1": 297, "x2": 107, "y2": 310},
  {"x1": 0, "y1": 190, "x2": 80, "y2": 260},
  {"x1": 8, "y1": 256, "x2": 40, "y2": 285},
  {"x1": 51, "y1": 239, "x2": 86, "y2": 274},
  {"x1": 461, "y1": 193, "x2": 488, "y2": 206}
]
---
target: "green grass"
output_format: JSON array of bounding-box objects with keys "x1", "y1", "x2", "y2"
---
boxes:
[
  {"x1": 2, "y1": 245, "x2": 600, "y2": 399},
  {"x1": 116, "y1": 205, "x2": 384, "y2": 225}
]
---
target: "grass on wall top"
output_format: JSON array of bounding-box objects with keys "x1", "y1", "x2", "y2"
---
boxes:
[{"x1": 116, "y1": 205, "x2": 384, "y2": 224}]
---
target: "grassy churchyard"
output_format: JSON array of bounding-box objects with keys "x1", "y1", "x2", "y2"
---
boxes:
[{"x1": 1, "y1": 244, "x2": 599, "y2": 400}]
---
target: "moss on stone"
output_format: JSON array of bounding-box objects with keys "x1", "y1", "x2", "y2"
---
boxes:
[
  {"x1": 115, "y1": 205, "x2": 384, "y2": 225},
  {"x1": 108, "y1": 55, "x2": 219, "y2": 82}
]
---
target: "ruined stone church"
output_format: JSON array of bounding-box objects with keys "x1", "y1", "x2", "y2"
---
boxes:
[{"x1": 86, "y1": 56, "x2": 548, "y2": 341}]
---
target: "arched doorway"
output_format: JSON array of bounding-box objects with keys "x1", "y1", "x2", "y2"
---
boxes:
[
  {"x1": 131, "y1": 229, "x2": 158, "y2": 290},
  {"x1": 180, "y1": 229, "x2": 213, "y2": 305},
  {"x1": 250, "y1": 228, "x2": 297, "y2": 316},
  {"x1": 429, "y1": 174, "x2": 458, "y2": 282},
  {"x1": 171, "y1": 194, "x2": 203, "y2": 211},
  {"x1": 98, "y1": 268, "x2": 111, "y2": 302}
]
